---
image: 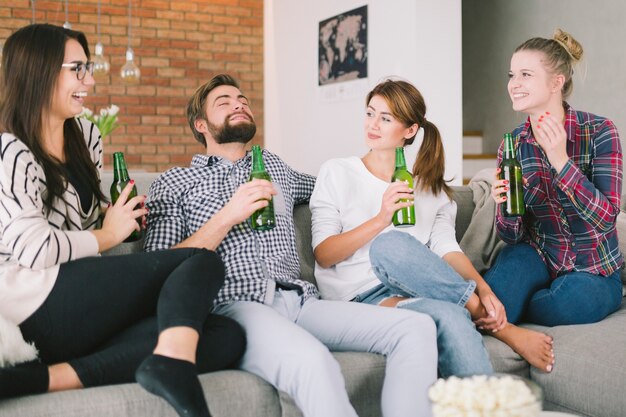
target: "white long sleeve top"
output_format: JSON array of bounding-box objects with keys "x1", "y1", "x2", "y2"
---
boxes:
[
  {"x1": 0, "y1": 119, "x2": 102, "y2": 324},
  {"x1": 310, "y1": 156, "x2": 462, "y2": 301}
]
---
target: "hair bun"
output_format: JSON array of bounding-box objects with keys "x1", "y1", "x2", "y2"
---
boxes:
[{"x1": 553, "y1": 28, "x2": 583, "y2": 62}]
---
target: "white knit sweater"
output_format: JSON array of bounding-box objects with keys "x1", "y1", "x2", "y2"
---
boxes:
[{"x1": 0, "y1": 118, "x2": 102, "y2": 325}]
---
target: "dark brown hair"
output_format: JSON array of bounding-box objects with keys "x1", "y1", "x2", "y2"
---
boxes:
[
  {"x1": 0, "y1": 24, "x2": 106, "y2": 211},
  {"x1": 366, "y1": 79, "x2": 451, "y2": 198},
  {"x1": 186, "y1": 74, "x2": 240, "y2": 146},
  {"x1": 514, "y1": 28, "x2": 583, "y2": 100}
]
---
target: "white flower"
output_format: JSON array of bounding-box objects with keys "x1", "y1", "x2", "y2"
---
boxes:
[
  {"x1": 79, "y1": 104, "x2": 120, "y2": 138},
  {"x1": 79, "y1": 107, "x2": 93, "y2": 118}
]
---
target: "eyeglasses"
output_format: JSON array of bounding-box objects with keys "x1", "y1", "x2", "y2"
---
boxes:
[{"x1": 61, "y1": 61, "x2": 95, "y2": 80}]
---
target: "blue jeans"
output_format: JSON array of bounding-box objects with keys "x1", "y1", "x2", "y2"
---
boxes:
[
  {"x1": 483, "y1": 243, "x2": 623, "y2": 326},
  {"x1": 368, "y1": 231, "x2": 493, "y2": 378}
]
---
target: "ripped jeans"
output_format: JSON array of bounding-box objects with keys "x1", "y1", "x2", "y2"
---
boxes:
[{"x1": 362, "y1": 230, "x2": 493, "y2": 377}]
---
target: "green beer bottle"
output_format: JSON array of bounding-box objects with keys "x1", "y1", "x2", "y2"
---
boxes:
[
  {"x1": 499, "y1": 133, "x2": 525, "y2": 217},
  {"x1": 391, "y1": 147, "x2": 416, "y2": 227},
  {"x1": 110, "y1": 152, "x2": 141, "y2": 242},
  {"x1": 249, "y1": 145, "x2": 276, "y2": 231}
]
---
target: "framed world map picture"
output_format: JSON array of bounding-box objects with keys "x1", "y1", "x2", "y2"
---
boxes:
[{"x1": 318, "y1": 5, "x2": 368, "y2": 86}]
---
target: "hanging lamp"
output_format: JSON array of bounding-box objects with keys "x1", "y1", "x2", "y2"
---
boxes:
[
  {"x1": 62, "y1": 0, "x2": 71, "y2": 29},
  {"x1": 93, "y1": 0, "x2": 110, "y2": 76},
  {"x1": 120, "y1": 0, "x2": 140, "y2": 84}
]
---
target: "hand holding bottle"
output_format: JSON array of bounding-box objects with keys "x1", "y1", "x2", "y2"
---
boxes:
[
  {"x1": 376, "y1": 181, "x2": 414, "y2": 225},
  {"x1": 491, "y1": 168, "x2": 528, "y2": 205},
  {"x1": 110, "y1": 152, "x2": 143, "y2": 241},
  {"x1": 248, "y1": 145, "x2": 276, "y2": 230},
  {"x1": 94, "y1": 182, "x2": 147, "y2": 251},
  {"x1": 491, "y1": 168, "x2": 508, "y2": 204},
  {"x1": 495, "y1": 133, "x2": 525, "y2": 217},
  {"x1": 221, "y1": 179, "x2": 276, "y2": 228},
  {"x1": 390, "y1": 147, "x2": 416, "y2": 227}
]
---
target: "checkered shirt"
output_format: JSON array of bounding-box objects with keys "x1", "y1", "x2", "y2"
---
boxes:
[
  {"x1": 144, "y1": 150, "x2": 319, "y2": 306},
  {"x1": 496, "y1": 103, "x2": 623, "y2": 278}
]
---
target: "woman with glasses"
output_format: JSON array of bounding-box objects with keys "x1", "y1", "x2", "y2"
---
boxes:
[{"x1": 0, "y1": 24, "x2": 245, "y2": 417}]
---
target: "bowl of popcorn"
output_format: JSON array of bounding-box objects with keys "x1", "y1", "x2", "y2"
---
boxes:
[{"x1": 428, "y1": 374, "x2": 542, "y2": 417}]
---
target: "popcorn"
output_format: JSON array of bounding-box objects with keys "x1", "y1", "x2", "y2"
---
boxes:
[{"x1": 428, "y1": 375, "x2": 541, "y2": 417}]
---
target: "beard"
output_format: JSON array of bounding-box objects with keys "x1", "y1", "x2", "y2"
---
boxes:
[{"x1": 207, "y1": 113, "x2": 257, "y2": 145}]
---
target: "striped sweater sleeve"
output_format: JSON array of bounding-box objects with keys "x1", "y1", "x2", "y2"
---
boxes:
[{"x1": 0, "y1": 132, "x2": 99, "y2": 270}]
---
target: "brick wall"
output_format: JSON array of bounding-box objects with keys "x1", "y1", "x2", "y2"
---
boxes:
[{"x1": 0, "y1": 0, "x2": 264, "y2": 171}]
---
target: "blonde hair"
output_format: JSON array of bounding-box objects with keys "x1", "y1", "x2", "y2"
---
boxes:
[{"x1": 515, "y1": 28, "x2": 583, "y2": 99}]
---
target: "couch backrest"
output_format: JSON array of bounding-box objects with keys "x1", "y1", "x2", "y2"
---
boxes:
[
  {"x1": 99, "y1": 171, "x2": 626, "y2": 288},
  {"x1": 293, "y1": 185, "x2": 477, "y2": 286}
]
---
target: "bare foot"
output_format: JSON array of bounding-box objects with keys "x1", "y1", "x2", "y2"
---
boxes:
[{"x1": 492, "y1": 324, "x2": 555, "y2": 373}]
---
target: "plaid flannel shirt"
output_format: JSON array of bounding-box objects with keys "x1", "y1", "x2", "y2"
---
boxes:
[
  {"x1": 496, "y1": 103, "x2": 623, "y2": 278},
  {"x1": 144, "y1": 149, "x2": 319, "y2": 306}
]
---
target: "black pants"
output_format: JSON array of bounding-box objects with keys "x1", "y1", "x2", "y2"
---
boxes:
[{"x1": 19, "y1": 248, "x2": 245, "y2": 387}]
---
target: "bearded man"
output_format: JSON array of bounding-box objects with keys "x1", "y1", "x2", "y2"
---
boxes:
[{"x1": 143, "y1": 74, "x2": 439, "y2": 417}]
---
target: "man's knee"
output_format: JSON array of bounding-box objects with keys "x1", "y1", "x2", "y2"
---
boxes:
[
  {"x1": 388, "y1": 308, "x2": 437, "y2": 345},
  {"x1": 272, "y1": 343, "x2": 341, "y2": 382}
]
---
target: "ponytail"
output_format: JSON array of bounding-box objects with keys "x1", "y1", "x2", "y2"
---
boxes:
[
  {"x1": 412, "y1": 120, "x2": 452, "y2": 198},
  {"x1": 366, "y1": 78, "x2": 452, "y2": 198}
]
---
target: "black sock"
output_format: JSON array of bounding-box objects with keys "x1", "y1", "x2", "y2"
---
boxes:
[
  {"x1": 0, "y1": 361, "x2": 49, "y2": 399},
  {"x1": 135, "y1": 354, "x2": 211, "y2": 417}
]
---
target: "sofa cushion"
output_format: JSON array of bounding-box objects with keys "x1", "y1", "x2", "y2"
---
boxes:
[
  {"x1": 0, "y1": 354, "x2": 386, "y2": 417},
  {"x1": 0, "y1": 370, "x2": 282, "y2": 417},
  {"x1": 278, "y1": 352, "x2": 385, "y2": 417},
  {"x1": 528, "y1": 303, "x2": 626, "y2": 416}
]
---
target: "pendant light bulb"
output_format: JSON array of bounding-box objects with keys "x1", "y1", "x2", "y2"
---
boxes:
[
  {"x1": 120, "y1": 48, "x2": 140, "y2": 84},
  {"x1": 93, "y1": 43, "x2": 110, "y2": 76},
  {"x1": 62, "y1": 0, "x2": 71, "y2": 29}
]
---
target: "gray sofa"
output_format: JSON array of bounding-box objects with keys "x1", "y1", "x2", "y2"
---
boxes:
[{"x1": 1, "y1": 172, "x2": 624, "y2": 417}]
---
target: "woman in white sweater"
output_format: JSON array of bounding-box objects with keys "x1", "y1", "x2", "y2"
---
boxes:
[
  {"x1": 0, "y1": 24, "x2": 244, "y2": 417},
  {"x1": 310, "y1": 79, "x2": 501, "y2": 377}
]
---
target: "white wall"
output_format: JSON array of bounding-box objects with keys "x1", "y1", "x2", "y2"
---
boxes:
[
  {"x1": 265, "y1": 0, "x2": 463, "y2": 183},
  {"x1": 463, "y1": 0, "x2": 626, "y2": 161}
]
